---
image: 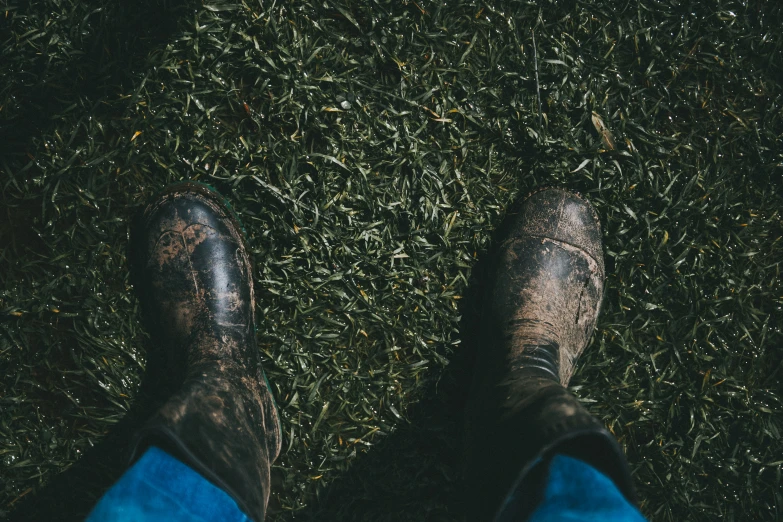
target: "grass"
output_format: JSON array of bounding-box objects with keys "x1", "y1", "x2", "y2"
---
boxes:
[{"x1": 1, "y1": 0, "x2": 781, "y2": 520}]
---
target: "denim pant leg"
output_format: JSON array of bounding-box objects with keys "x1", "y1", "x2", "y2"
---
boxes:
[
  {"x1": 498, "y1": 454, "x2": 647, "y2": 522},
  {"x1": 85, "y1": 446, "x2": 250, "y2": 522}
]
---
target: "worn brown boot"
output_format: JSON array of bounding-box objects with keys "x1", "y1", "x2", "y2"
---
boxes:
[
  {"x1": 464, "y1": 187, "x2": 635, "y2": 521},
  {"x1": 127, "y1": 181, "x2": 281, "y2": 522}
]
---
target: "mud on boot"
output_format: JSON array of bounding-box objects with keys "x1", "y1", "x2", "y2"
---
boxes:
[
  {"x1": 127, "y1": 181, "x2": 281, "y2": 522},
  {"x1": 464, "y1": 187, "x2": 636, "y2": 521}
]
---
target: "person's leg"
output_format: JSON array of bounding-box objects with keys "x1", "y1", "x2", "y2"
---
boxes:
[
  {"x1": 464, "y1": 187, "x2": 643, "y2": 521},
  {"x1": 86, "y1": 447, "x2": 249, "y2": 522},
  {"x1": 88, "y1": 182, "x2": 280, "y2": 521}
]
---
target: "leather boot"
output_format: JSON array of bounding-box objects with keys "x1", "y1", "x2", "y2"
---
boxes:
[
  {"x1": 127, "y1": 181, "x2": 281, "y2": 522},
  {"x1": 464, "y1": 187, "x2": 636, "y2": 521}
]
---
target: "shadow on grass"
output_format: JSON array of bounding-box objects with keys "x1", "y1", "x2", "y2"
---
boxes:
[
  {"x1": 5, "y1": 346, "x2": 178, "y2": 522},
  {"x1": 0, "y1": 0, "x2": 194, "y2": 273},
  {"x1": 287, "y1": 201, "x2": 523, "y2": 522},
  {"x1": 286, "y1": 334, "x2": 478, "y2": 522},
  {"x1": 0, "y1": 0, "x2": 188, "y2": 162}
]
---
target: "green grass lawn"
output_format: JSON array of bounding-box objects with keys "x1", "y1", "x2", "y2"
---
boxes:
[{"x1": 1, "y1": 0, "x2": 781, "y2": 520}]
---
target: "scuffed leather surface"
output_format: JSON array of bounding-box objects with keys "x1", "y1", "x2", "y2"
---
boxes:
[
  {"x1": 491, "y1": 187, "x2": 605, "y2": 387},
  {"x1": 128, "y1": 183, "x2": 281, "y2": 522},
  {"x1": 464, "y1": 188, "x2": 634, "y2": 521}
]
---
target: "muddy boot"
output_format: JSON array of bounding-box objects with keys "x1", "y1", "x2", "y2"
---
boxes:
[
  {"x1": 464, "y1": 187, "x2": 636, "y2": 521},
  {"x1": 127, "y1": 181, "x2": 281, "y2": 522}
]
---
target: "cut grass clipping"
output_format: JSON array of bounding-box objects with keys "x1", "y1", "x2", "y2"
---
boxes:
[{"x1": 1, "y1": 0, "x2": 782, "y2": 521}]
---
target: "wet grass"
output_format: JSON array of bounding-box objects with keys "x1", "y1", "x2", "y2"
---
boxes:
[{"x1": 1, "y1": 0, "x2": 782, "y2": 520}]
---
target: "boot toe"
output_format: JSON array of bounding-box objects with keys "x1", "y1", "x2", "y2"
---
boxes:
[
  {"x1": 511, "y1": 187, "x2": 604, "y2": 271},
  {"x1": 139, "y1": 187, "x2": 241, "y2": 256},
  {"x1": 128, "y1": 182, "x2": 255, "y2": 342}
]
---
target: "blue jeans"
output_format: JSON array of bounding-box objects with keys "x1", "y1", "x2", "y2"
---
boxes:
[
  {"x1": 86, "y1": 447, "x2": 249, "y2": 522},
  {"x1": 519, "y1": 454, "x2": 646, "y2": 522},
  {"x1": 86, "y1": 447, "x2": 645, "y2": 521}
]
